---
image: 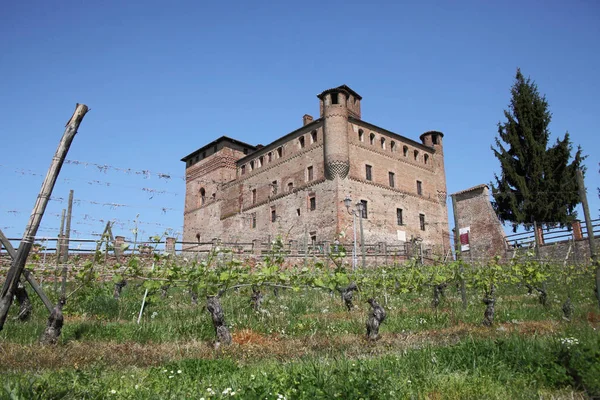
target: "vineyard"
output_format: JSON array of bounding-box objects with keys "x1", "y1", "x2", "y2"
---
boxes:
[{"x1": 1, "y1": 237, "x2": 600, "y2": 399}]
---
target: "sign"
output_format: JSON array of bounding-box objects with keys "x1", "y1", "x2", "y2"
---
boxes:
[
  {"x1": 397, "y1": 230, "x2": 406, "y2": 242},
  {"x1": 459, "y1": 227, "x2": 470, "y2": 252}
]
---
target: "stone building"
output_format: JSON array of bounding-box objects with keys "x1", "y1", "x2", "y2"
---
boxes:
[{"x1": 181, "y1": 85, "x2": 450, "y2": 254}]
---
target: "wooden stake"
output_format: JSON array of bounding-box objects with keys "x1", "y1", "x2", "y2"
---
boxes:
[
  {"x1": 0, "y1": 104, "x2": 88, "y2": 331},
  {"x1": 60, "y1": 190, "x2": 74, "y2": 296}
]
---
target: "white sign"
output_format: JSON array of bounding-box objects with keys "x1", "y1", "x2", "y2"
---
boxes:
[
  {"x1": 397, "y1": 230, "x2": 406, "y2": 242},
  {"x1": 459, "y1": 227, "x2": 470, "y2": 252}
]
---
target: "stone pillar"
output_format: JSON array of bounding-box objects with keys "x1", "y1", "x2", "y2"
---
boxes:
[
  {"x1": 165, "y1": 237, "x2": 176, "y2": 254},
  {"x1": 571, "y1": 220, "x2": 583, "y2": 241},
  {"x1": 303, "y1": 114, "x2": 314, "y2": 126}
]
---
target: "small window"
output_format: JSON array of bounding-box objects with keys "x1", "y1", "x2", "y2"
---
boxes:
[
  {"x1": 331, "y1": 93, "x2": 339, "y2": 104},
  {"x1": 277, "y1": 147, "x2": 283, "y2": 158},
  {"x1": 212, "y1": 193, "x2": 216, "y2": 200},
  {"x1": 369, "y1": 133, "x2": 375, "y2": 145},
  {"x1": 251, "y1": 213, "x2": 256, "y2": 229},
  {"x1": 403, "y1": 146, "x2": 408, "y2": 157},
  {"x1": 296, "y1": 208, "x2": 301, "y2": 216},
  {"x1": 432, "y1": 135, "x2": 439, "y2": 145},
  {"x1": 250, "y1": 160, "x2": 255, "y2": 171},
  {"x1": 287, "y1": 182, "x2": 294, "y2": 192},
  {"x1": 311, "y1": 130, "x2": 317, "y2": 143},
  {"x1": 271, "y1": 180, "x2": 278, "y2": 195},
  {"x1": 271, "y1": 206, "x2": 277, "y2": 223},
  {"x1": 388, "y1": 172, "x2": 395, "y2": 188},
  {"x1": 258, "y1": 156, "x2": 264, "y2": 167},
  {"x1": 396, "y1": 208, "x2": 403, "y2": 226},
  {"x1": 360, "y1": 200, "x2": 368, "y2": 219},
  {"x1": 268, "y1": 152, "x2": 273, "y2": 162},
  {"x1": 310, "y1": 231, "x2": 317, "y2": 245},
  {"x1": 419, "y1": 213, "x2": 426, "y2": 231},
  {"x1": 199, "y1": 188, "x2": 206, "y2": 206},
  {"x1": 299, "y1": 136, "x2": 305, "y2": 149},
  {"x1": 417, "y1": 180, "x2": 422, "y2": 196},
  {"x1": 252, "y1": 189, "x2": 257, "y2": 204},
  {"x1": 358, "y1": 129, "x2": 364, "y2": 142},
  {"x1": 309, "y1": 196, "x2": 316, "y2": 211},
  {"x1": 381, "y1": 137, "x2": 386, "y2": 150},
  {"x1": 307, "y1": 165, "x2": 314, "y2": 181},
  {"x1": 390, "y1": 141, "x2": 396, "y2": 152},
  {"x1": 241, "y1": 165, "x2": 246, "y2": 175},
  {"x1": 365, "y1": 165, "x2": 372, "y2": 181},
  {"x1": 424, "y1": 154, "x2": 429, "y2": 165},
  {"x1": 414, "y1": 150, "x2": 419, "y2": 161}
]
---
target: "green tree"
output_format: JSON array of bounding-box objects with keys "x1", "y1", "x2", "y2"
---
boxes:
[{"x1": 491, "y1": 68, "x2": 584, "y2": 231}]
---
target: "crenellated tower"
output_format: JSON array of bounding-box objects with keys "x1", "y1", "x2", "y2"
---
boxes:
[{"x1": 318, "y1": 85, "x2": 362, "y2": 180}]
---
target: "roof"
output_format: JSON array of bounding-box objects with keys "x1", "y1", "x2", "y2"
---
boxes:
[
  {"x1": 419, "y1": 130, "x2": 444, "y2": 141},
  {"x1": 450, "y1": 184, "x2": 489, "y2": 197},
  {"x1": 348, "y1": 117, "x2": 437, "y2": 153},
  {"x1": 180, "y1": 136, "x2": 257, "y2": 162},
  {"x1": 317, "y1": 84, "x2": 362, "y2": 101}
]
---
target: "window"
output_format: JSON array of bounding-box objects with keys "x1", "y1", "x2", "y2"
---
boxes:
[
  {"x1": 369, "y1": 133, "x2": 375, "y2": 145},
  {"x1": 299, "y1": 136, "x2": 305, "y2": 149},
  {"x1": 331, "y1": 93, "x2": 339, "y2": 104},
  {"x1": 360, "y1": 200, "x2": 368, "y2": 219},
  {"x1": 424, "y1": 154, "x2": 429, "y2": 165},
  {"x1": 396, "y1": 208, "x2": 403, "y2": 226},
  {"x1": 390, "y1": 141, "x2": 396, "y2": 152},
  {"x1": 250, "y1": 160, "x2": 255, "y2": 171},
  {"x1": 432, "y1": 135, "x2": 438, "y2": 145},
  {"x1": 199, "y1": 188, "x2": 206, "y2": 206},
  {"x1": 311, "y1": 130, "x2": 317, "y2": 143},
  {"x1": 268, "y1": 152, "x2": 273, "y2": 162},
  {"x1": 307, "y1": 165, "x2": 314, "y2": 181},
  {"x1": 417, "y1": 180, "x2": 422, "y2": 196},
  {"x1": 271, "y1": 180, "x2": 278, "y2": 195},
  {"x1": 310, "y1": 231, "x2": 317, "y2": 245},
  {"x1": 296, "y1": 208, "x2": 301, "y2": 216},
  {"x1": 365, "y1": 164, "x2": 372, "y2": 181},
  {"x1": 388, "y1": 172, "x2": 395, "y2": 188},
  {"x1": 252, "y1": 189, "x2": 257, "y2": 204},
  {"x1": 258, "y1": 156, "x2": 264, "y2": 167},
  {"x1": 309, "y1": 196, "x2": 316, "y2": 211},
  {"x1": 381, "y1": 137, "x2": 386, "y2": 150},
  {"x1": 414, "y1": 150, "x2": 419, "y2": 161},
  {"x1": 243, "y1": 148, "x2": 249, "y2": 155},
  {"x1": 358, "y1": 129, "x2": 364, "y2": 142},
  {"x1": 241, "y1": 165, "x2": 246, "y2": 175},
  {"x1": 419, "y1": 213, "x2": 426, "y2": 231},
  {"x1": 277, "y1": 147, "x2": 283, "y2": 158},
  {"x1": 403, "y1": 146, "x2": 408, "y2": 157},
  {"x1": 271, "y1": 206, "x2": 277, "y2": 222},
  {"x1": 287, "y1": 182, "x2": 294, "y2": 192},
  {"x1": 251, "y1": 213, "x2": 256, "y2": 229}
]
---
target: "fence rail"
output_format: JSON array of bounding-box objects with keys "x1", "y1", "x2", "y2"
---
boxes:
[{"x1": 504, "y1": 219, "x2": 599, "y2": 247}]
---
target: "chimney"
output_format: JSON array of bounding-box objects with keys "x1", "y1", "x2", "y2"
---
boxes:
[{"x1": 303, "y1": 114, "x2": 314, "y2": 126}]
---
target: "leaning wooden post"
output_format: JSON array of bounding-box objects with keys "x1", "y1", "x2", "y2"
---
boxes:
[
  {"x1": 576, "y1": 169, "x2": 600, "y2": 309},
  {"x1": 0, "y1": 228, "x2": 54, "y2": 312},
  {"x1": 0, "y1": 104, "x2": 88, "y2": 331}
]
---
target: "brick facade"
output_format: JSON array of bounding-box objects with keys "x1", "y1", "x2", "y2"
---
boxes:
[{"x1": 182, "y1": 85, "x2": 450, "y2": 254}]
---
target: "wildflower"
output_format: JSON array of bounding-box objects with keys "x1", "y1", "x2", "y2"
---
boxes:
[
  {"x1": 177, "y1": 370, "x2": 182, "y2": 374},
  {"x1": 151, "y1": 312, "x2": 158, "y2": 319},
  {"x1": 135, "y1": 385, "x2": 139, "y2": 390},
  {"x1": 110, "y1": 389, "x2": 117, "y2": 394},
  {"x1": 223, "y1": 387, "x2": 232, "y2": 395},
  {"x1": 168, "y1": 375, "x2": 174, "y2": 379},
  {"x1": 250, "y1": 374, "x2": 255, "y2": 380},
  {"x1": 559, "y1": 337, "x2": 579, "y2": 348}
]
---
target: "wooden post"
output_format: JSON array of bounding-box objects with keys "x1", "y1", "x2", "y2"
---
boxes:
[
  {"x1": 0, "y1": 104, "x2": 88, "y2": 331},
  {"x1": 57, "y1": 209, "x2": 66, "y2": 258},
  {"x1": 0, "y1": 228, "x2": 55, "y2": 313},
  {"x1": 451, "y1": 194, "x2": 467, "y2": 309},
  {"x1": 576, "y1": 169, "x2": 599, "y2": 308}
]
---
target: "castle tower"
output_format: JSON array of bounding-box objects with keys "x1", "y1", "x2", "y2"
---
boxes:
[
  {"x1": 420, "y1": 130, "x2": 445, "y2": 193},
  {"x1": 318, "y1": 85, "x2": 362, "y2": 180}
]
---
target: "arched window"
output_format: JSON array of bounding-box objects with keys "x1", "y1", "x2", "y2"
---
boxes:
[
  {"x1": 358, "y1": 129, "x2": 364, "y2": 142},
  {"x1": 390, "y1": 141, "x2": 396, "y2": 152},
  {"x1": 299, "y1": 136, "x2": 305, "y2": 149},
  {"x1": 403, "y1": 146, "x2": 409, "y2": 157},
  {"x1": 311, "y1": 130, "x2": 317, "y2": 144},
  {"x1": 380, "y1": 137, "x2": 386, "y2": 150},
  {"x1": 199, "y1": 188, "x2": 206, "y2": 206},
  {"x1": 369, "y1": 133, "x2": 375, "y2": 145},
  {"x1": 414, "y1": 150, "x2": 419, "y2": 161},
  {"x1": 424, "y1": 154, "x2": 429, "y2": 165},
  {"x1": 287, "y1": 182, "x2": 294, "y2": 192}
]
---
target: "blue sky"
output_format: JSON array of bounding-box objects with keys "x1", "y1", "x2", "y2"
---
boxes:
[{"x1": 1, "y1": 0, "x2": 599, "y2": 245}]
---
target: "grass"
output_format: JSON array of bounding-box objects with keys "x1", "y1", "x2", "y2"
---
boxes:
[{"x1": 1, "y1": 276, "x2": 599, "y2": 399}]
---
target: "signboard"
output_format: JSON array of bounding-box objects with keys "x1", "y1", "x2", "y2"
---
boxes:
[
  {"x1": 397, "y1": 230, "x2": 406, "y2": 242},
  {"x1": 459, "y1": 227, "x2": 470, "y2": 252}
]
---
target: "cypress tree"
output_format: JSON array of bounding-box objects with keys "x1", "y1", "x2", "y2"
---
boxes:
[{"x1": 491, "y1": 68, "x2": 585, "y2": 231}]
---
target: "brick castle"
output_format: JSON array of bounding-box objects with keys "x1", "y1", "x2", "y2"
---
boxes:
[{"x1": 182, "y1": 85, "x2": 450, "y2": 254}]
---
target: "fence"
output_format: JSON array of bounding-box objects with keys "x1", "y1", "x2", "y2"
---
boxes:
[{"x1": 504, "y1": 219, "x2": 600, "y2": 248}]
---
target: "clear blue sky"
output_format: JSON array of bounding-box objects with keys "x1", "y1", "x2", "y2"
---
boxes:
[{"x1": 1, "y1": 0, "x2": 599, "y2": 245}]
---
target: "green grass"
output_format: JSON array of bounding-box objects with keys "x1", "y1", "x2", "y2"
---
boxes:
[{"x1": 1, "y1": 276, "x2": 599, "y2": 399}]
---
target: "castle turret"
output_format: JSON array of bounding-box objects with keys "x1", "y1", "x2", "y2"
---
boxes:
[
  {"x1": 318, "y1": 85, "x2": 362, "y2": 180},
  {"x1": 420, "y1": 130, "x2": 447, "y2": 202}
]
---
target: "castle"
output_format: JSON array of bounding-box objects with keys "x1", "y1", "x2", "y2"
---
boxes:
[{"x1": 181, "y1": 85, "x2": 450, "y2": 255}]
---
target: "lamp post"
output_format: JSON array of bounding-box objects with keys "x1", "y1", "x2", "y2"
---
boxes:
[{"x1": 344, "y1": 195, "x2": 366, "y2": 269}]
